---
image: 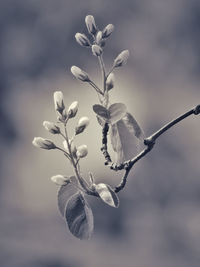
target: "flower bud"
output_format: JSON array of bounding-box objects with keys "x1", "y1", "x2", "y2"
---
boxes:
[
  {"x1": 51, "y1": 175, "x2": 69, "y2": 186},
  {"x1": 92, "y1": 44, "x2": 103, "y2": 57},
  {"x1": 102, "y1": 24, "x2": 114, "y2": 38},
  {"x1": 54, "y1": 91, "x2": 65, "y2": 113},
  {"x1": 75, "y1": 33, "x2": 90, "y2": 47},
  {"x1": 43, "y1": 121, "x2": 60, "y2": 134},
  {"x1": 106, "y1": 73, "x2": 115, "y2": 91},
  {"x1": 63, "y1": 140, "x2": 77, "y2": 155},
  {"x1": 67, "y1": 101, "x2": 78, "y2": 118},
  {"x1": 75, "y1": 117, "x2": 90, "y2": 135},
  {"x1": 96, "y1": 31, "x2": 103, "y2": 44},
  {"x1": 71, "y1": 66, "x2": 90, "y2": 82},
  {"x1": 85, "y1": 15, "x2": 97, "y2": 35},
  {"x1": 113, "y1": 50, "x2": 130, "y2": 68},
  {"x1": 32, "y1": 137, "x2": 56, "y2": 150},
  {"x1": 76, "y1": 145, "x2": 88, "y2": 158}
]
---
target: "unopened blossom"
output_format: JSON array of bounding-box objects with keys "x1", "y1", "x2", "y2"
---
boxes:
[
  {"x1": 76, "y1": 145, "x2": 88, "y2": 158},
  {"x1": 75, "y1": 33, "x2": 90, "y2": 47},
  {"x1": 106, "y1": 73, "x2": 115, "y2": 91},
  {"x1": 67, "y1": 101, "x2": 78, "y2": 118},
  {"x1": 102, "y1": 24, "x2": 114, "y2": 38},
  {"x1": 32, "y1": 137, "x2": 56, "y2": 150},
  {"x1": 75, "y1": 117, "x2": 90, "y2": 135},
  {"x1": 54, "y1": 91, "x2": 65, "y2": 113},
  {"x1": 85, "y1": 15, "x2": 97, "y2": 35},
  {"x1": 92, "y1": 45, "x2": 103, "y2": 57},
  {"x1": 113, "y1": 50, "x2": 130, "y2": 68},
  {"x1": 51, "y1": 175, "x2": 69, "y2": 186},
  {"x1": 71, "y1": 66, "x2": 90, "y2": 82},
  {"x1": 43, "y1": 121, "x2": 60, "y2": 134}
]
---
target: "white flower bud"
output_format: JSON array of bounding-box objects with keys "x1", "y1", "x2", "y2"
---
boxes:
[
  {"x1": 54, "y1": 91, "x2": 65, "y2": 113},
  {"x1": 85, "y1": 15, "x2": 97, "y2": 35},
  {"x1": 32, "y1": 137, "x2": 56, "y2": 150},
  {"x1": 75, "y1": 117, "x2": 90, "y2": 135},
  {"x1": 51, "y1": 175, "x2": 69, "y2": 186},
  {"x1": 106, "y1": 73, "x2": 115, "y2": 91},
  {"x1": 76, "y1": 145, "x2": 88, "y2": 158},
  {"x1": 43, "y1": 121, "x2": 60, "y2": 134},
  {"x1": 102, "y1": 24, "x2": 114, "y2": 38},
  {"x1": 113, "y1": 50, "x2": 130, "y2": 68},
  {"x1": 75, "y1": 33, "x2": 90, "y2": 47},
  {"x1": 63, "y1": 140, "x2": 77, "y2": 155},
  {"x1": 92, "y1": 45, "x2": 103, "y2": 57},
  {"x1": 71, "y1": 66, "x2": 90, "y2": 82},
  {"x1": 67, "y1": 101, "x2": 78, "y2": 118},
  {"x1": 96, "y1": 31, "x2": 103, "y2": 44}
]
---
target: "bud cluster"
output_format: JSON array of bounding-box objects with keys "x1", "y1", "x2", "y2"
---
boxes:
[{"x1": 32, "y1": 91, "x2": 90, "y2": 163}]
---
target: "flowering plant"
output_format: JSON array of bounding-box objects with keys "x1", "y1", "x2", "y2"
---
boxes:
[{"x1": 33, "y1": 15, "x2": 200, "y2": 240}]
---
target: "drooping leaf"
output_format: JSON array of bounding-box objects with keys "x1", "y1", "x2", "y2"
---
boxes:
[
  {"x1": 110, "y1": 123, "x2": 125, "y2": 163},
  {"x1": 108, "y1": 103, "x2": 127, "y2": 124},
  {"x1": 57, "y1": 176, "x2": 77, "y2": 217},
  {"x1": 110, "y1": 112, "x2": 144, "y2": 163},
  {"x1": 122, "y1": 112, "x2": 145, "y2": 140},
  {"x1": 96, "y1": 115, "x2": 105, "y2": 127},
  {"x1": 95, "y1": 183, "x2": 119, "y2": 208},
  {"x1": 93, "y1": 104, "x2": 109, "y2": 120},
  {"x1": 65, "y1": 192, "x2": 94, "y2": 240}
]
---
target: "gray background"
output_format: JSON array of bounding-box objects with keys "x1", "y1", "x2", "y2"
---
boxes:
[{"x1": 0, "y1": 0, "x2": 200, "y2": 266}]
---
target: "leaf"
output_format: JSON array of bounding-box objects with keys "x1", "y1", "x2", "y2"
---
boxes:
[
  {"x1": 93, "y1": 103, "x2": 127, "y2": 124},
  {"x1": 110, "y1": 112, "x2": 145, "y2": 163},
  {"x1": 65, "y1": 192, "x2": 94, "y2": 240},
  {"x1": 122, "y1": 112, "x2": 145, "y2": 140},
  {"x1": 95, "y1": 183, "x2": 119, "y2": 208},
  {"x1": 93, "y1": 104, "x2": 109, "y2": 120},
  {"x1": 57, "y1": 176, "x2": 77, "y2": 217},
  {"x1": 108, "y1": 103, "x2": 127, "y2": 124}
]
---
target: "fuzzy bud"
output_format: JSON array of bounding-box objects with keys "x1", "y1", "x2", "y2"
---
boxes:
[
  {"x1": 102, "y1": 24, "x2": 114, "y2": 38},
  {"x1": 85, "y1": 15, "x2": 97, "y2": 35},
  {"x1": 67, "y1": 101, "x2": 78, "y2": 118},
  {"x1": 75, "y1": 116, "x2": 90, "y2": 135},
  {"x1": 63, "y1": 140, "x2": 77, "y2": 155},
  {"x1": 43, "y1": 121, "x2": 60, "y2": 134},
  {"x1": 32, "y1": 137, "x2": 56, "y2": 150},
  {"x1": 76, "y1": 145, "x2": 88, "y2": 158},
  {"x1": 106, "y1": 73, "x2": 115, "y2": 91},
  {"x1": 51, "y1": 175, "x2": 69, "y2": 186},
  {"x1": 92, "y1": 44, "x2": 103, "y2": 56},
  {"x1": 96, "y1": 31, "x2": 103, "y2": 44},
  {"x1": 54, "y1": 91, "x2": 65, "y2": 113},
  {"x1": 71, "y1": 66, "x2": 90, "y2": 82},
  {"x1": 113, "y1": 50, "x2": 130, "y2": 68},
  {"x1": 75, "y1": 33, "x2": 90, "y2": 47}
]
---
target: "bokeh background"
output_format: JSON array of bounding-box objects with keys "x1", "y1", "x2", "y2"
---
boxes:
[{"x1": 1, "y1": 0, "x2": 200, "y2": 266}]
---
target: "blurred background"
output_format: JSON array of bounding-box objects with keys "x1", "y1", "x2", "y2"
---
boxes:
[{"x1": 0, "y1": 0, "x2": 200, "y2": 266}]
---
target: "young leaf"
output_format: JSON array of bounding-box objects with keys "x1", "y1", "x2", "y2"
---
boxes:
[
  {"x1": 57, "y1": 176, "x2": 77, "y2": 217},
  {"x1": 110, "y1": 113, "x2": 144, "y2": 163},
  {"x1": 65, "y1": 192, "x2": 94, "y2": 240},
  {"x1": 108, "y1": 103, "x2": 127, "y2": 124},
  {"x1": 122, "y1": 112, "x2": 145, "y2": 140},
  {"x1": 93, "y1": 104, "x2": 109, "y2": 121},
  {"x1": 95, "y1": 183, "x2": 119, "y2": 208}
]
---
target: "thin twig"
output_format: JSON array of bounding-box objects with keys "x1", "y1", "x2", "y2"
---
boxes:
[{"x1": 103, "y1": 104, "x2": 200, "y2": 193}]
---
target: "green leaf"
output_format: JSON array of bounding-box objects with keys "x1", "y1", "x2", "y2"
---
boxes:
[
  {"x1": 95, "y1": 183, "x2": 119, "y2": 208},
  {"x1": 108, "y1": 103, "x2": 127, "y2": 124},
  {"x1": 93, "y1": 104, "x2": 109, "y2": 120},
  {"x1": 57, "y1": 176, "x2": 77, "y2": 217},
  {"x1": 110, "y1": 112, "x2": 144, "y2": 163},
  {"x1": 65, "y1": 192, "x2": 94, "y2": 240}
]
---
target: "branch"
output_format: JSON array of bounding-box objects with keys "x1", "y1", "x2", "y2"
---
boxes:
[{"x1": 100, "y1": 105, "x2": 200, "y2": 193}]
